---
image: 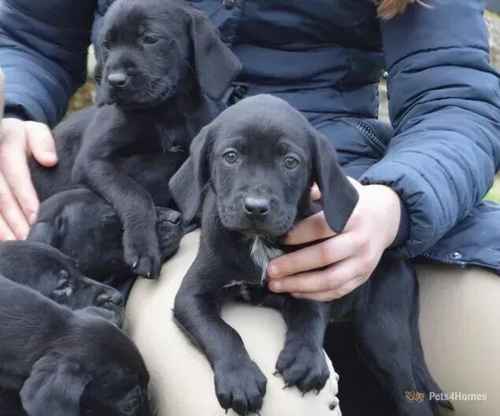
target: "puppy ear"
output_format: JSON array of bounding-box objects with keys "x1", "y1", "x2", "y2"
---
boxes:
[
  {"x1": 310, "y1": 128, "x2": 359, "y2": 233},
  {"x1": 77, "y1": 306, "x2": 122, "y2": 327},
  {"x1": 189, "y1": 11, "x2": 241, "y2": 100},
  {"x1": 27, "y1": 222, "x2": 57, "y2": 245},
  {"x1": 20, "y1": 354, "x2": 91, "y2": 416},
  {"x1": 0, "y1": 67, "x2": 5, "y2": 121},
  {"x1": 169, "y1": 125, "x2": 213, "y2": 222},
  {"x1": 93, "y1": 42, "x2": 108, "y2": 107}
]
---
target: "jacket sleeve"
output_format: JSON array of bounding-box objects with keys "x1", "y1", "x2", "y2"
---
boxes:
[
  {"x1": 0, "y1": 0, "x2": 96, "y2": 127},
  {"x1": 359, "y1": 0, "x2": 500, "y2": 257}
]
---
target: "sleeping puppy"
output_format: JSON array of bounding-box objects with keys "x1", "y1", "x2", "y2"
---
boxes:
[
  {"x1": 170, "y1": 95, "x2": 448, "y2": 416},
  {"x1": 0, "y1": 240, "x2": 124, "y2": 325},
  {"x1": 28, "y1": 188, "x2": 184, "y2": 287},
  {"x1": 0, "y1": 274, "x2": 152, "y2": 416},
  {"x1": 31, "y1": 0, "x2": 241, "y2": 280}
]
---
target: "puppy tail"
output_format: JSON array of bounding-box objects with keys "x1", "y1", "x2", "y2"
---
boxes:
[{"x1": 411, "y1": 282, "x2": 454, "y2": 414}]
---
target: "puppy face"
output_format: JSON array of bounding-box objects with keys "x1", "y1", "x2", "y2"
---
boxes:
[
  {"x1": 96, "y1": 0, "x2": 241, "y2": 108},
  {"x1": 78, "y1": 317, "x2": 152, "y2": 416},
  {"x1": 170, "y1": 95, "x2": 359, "y2": 238},
  {"x1": 96, "y1": 0, "x2": 185, "y2": 108},
  {"x1": 29, "y1": 189, "x2": 183, "y2": 281},
  {"x1": 20, "y1": 315, "x2": 152, "y2": 416},
  {"x1": 212, "y1": 122, "x2": 311, "y2": 237},
  {"x1": 0, "y1": 241, "x2": 124, "y2": 314}
]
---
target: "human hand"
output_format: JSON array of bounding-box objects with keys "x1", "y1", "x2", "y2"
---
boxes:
[
  {"x1": 267, "y1": 179, "x2": 402, "y2": 301},
  {"x1": 0, "y1": 118, "x2": 57, "y2": 239}
]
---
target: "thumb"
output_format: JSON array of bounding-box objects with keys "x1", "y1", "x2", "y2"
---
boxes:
[
  {"x1": 311, "y1": 183, "x2": 321, "y2": 201},
  {"x1": 26, "y1": 121, "x2": 58, "y2": 167}
]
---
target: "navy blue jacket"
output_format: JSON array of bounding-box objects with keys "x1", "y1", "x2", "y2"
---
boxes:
[{"x1": 0, "y1": 0, "x2": 499, "y2": 271}]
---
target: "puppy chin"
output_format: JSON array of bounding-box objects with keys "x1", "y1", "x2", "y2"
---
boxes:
[
  {"x1": 95, "y1": 88, "x2": 114, "y2": 107},
  {"x1": 117, "y1": 89, "x2": 173, "y2": 109}
]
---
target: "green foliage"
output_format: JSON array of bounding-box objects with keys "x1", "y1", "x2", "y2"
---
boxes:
[{"x1": 486, "y1": 176, "x2": 500, "y2": 202}]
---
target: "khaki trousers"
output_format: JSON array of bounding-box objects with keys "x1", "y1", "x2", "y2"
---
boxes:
[{"x1": 125, "y1": 231, "x2": 500, "y2": 415}]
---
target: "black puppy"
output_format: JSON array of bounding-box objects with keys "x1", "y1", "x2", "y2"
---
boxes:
[
  {"x1": 31, "y1": 0, "x2": 240, "y2": 279},
  {"x1": 0, "y1": 240, "x2": 124, "y2": 324},
  {"x1": 0, "y1": 274, "x2": 152, "y2": 416},
  {"x1": 28, "y1": 188, "x2": 184, "y2": 288},
  {"x1": 171, "y1": 95, "x2": 448, "y2": 416},
  {"x1": 27, "y1": 0, "x2": 241, "y2": 279}
]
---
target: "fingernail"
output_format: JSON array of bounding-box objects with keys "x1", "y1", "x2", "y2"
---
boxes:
[
  {"x1": 45, "y1": 152, "x2": 58, "y2": 163},
  {"x1": 268, "y1": 263, "x2": 279, "y2": 278},
  {"x1": 269, "y1": 281, "x2": 281, "y2": 292}
]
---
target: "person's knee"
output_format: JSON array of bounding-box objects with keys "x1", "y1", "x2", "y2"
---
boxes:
[
  {"x1": 417, "y1": 264, "x2": 500, "y2": 415},
  {"x1": 125, "y1": 230, "x2": 340, "y2": 415}
]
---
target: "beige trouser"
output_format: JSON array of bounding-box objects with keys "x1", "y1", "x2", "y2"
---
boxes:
[{"x1": 125, "y1": 231, "x2": 500, "y2": 415}]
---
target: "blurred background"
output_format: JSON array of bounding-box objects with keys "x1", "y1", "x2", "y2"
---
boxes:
[{"x1": 68, "y1": 2, "x2": 500, "y2": 202}]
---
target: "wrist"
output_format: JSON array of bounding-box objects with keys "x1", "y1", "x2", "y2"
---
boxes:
[{"x1": 372, "y1": 184, "x2": 402, "y2": 249}]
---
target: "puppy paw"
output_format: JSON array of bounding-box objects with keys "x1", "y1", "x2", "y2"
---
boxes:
[
  {"x1": 123, "y1": 229, "x2": 161, "y2": 279},
  {"x1": 275, "y1": 338, "x2": 329, "y2": 394},
  {"x1": 156, "y1": 208, "x2": 183, "y2": 261},
  {"x1": 214, "y1": 358, "x2": 267, "y2": 415}
]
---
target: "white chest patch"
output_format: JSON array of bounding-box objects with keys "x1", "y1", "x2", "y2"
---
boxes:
[
  {"x1": 250, "y1": 236, "x2": 284, "y2": 284},
  {"x1": 222, "y1": 236, "x2": 284, "y2": 297}
]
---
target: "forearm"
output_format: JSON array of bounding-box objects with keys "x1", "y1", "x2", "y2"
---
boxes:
[
  {"x1": 0, "y1": 0, "x2": 94, "y2": 126},
  {"x1": 366, "y1": 0, "x2": 500, "y2": 257}
]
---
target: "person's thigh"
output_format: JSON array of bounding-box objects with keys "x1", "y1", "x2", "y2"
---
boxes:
[
  {"x1": 417, "y1": 263, "x2": 500, "y2": 415},
  {"x1": 125, "y1": 230, "x2": 341, "y2": 416}
]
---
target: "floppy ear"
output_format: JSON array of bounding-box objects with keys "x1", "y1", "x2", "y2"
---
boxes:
[
  {"x1": 20, "y1": 354, "x2": 91, "y2": 416},
  {"x1": 77, "y1": 306, "x2": 123, "y2": 327},
  {"x1": 0, "y1": 67, "x2": 5, "y2": 121},
  {"x1": 309, "y1": 128, "x2": 359, "y2": 233},
  {"x1": 189, "y1": 11, "x2": 242, "y2": 100},
  {"x1": 27, "y1": 222, "x2": 57, "y2": 245},
  {"x1": 169, "y1": 125, "x2": 213, "y2": 223},
  {"x1": 93, "y1": 47, "x2": 108, "y2": 107}
]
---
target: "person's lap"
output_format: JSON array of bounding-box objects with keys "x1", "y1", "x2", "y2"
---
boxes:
[
  {"x1": 125, "y1": 117, "x2": 499, "y2": 415},
  {"x1": 125, "y1": 230, "x2": 341, "y2": 416},
  {"x1": 125, "y1": 230, "x2": 500, "y2": 415}
]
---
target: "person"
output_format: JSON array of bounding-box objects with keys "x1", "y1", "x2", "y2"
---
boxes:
[{"x1": 0, "y1": 0, "x2": 499, "y2": 414}]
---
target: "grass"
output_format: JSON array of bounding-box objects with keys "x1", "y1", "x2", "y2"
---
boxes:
[{"x1": 486, "y1": 175, "x2": 500, "y2": 202}]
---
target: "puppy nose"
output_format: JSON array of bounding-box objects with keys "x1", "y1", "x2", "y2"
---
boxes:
[
  {"x1": 244, "y1": 196, "x2": 270, "y2": 217},
  {"x1": 107, "y1": 71, "x2": 129, "y2": 88}
]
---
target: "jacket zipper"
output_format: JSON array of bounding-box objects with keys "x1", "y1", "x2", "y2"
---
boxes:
[{"x1": 353, "y1": 120, "x2": 386, "y2": 156}]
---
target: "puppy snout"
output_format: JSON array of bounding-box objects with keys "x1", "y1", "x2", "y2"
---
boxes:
[
  {"x1": 107, "y1": 71, "x2": 129, "y2": 88},
  {"x1": 244, "y1": 196, "x2": 270, "y2": 217},
  {"x1": 97, "y1": 291, "x2": 124, "y2": 307}
]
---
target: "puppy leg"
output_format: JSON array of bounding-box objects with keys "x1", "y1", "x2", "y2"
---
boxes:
[
  {"x1": 73, "y1": 108, "x2": 161, "y2": 278},
  {"x1": 156, "y1": 207, "x2": 183, "y2": 263},
  {"x1": 352, "y1": 257, "x2": 435, "y2": 416},
  {"x1": 174, "y1": 270, "x2": 267, "y2": 415},
  {"x1": 275, "y1": 298, "x2": 331, "y2": 394}
]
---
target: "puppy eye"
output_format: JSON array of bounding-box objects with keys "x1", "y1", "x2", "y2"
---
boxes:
[
  {"x1": 142, "y1": 34, "x2": 159, "y2": 45},
  {"x1": 223, "y1": 150, "x2": 239, "y2": 165},
  {"x1": 102, "y1": 39, "x2": 111, "y2": 50},
  {"x1": 284, "y1": 155, "x2": 300, "y2": 170}
]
